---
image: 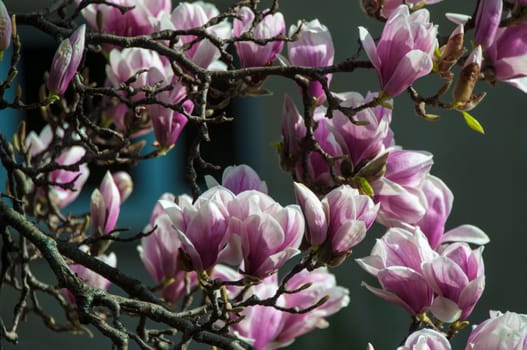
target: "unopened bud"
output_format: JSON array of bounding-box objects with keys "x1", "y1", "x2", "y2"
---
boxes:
[
  {"x1": 47, "y1": 24, "x2": 86, "y2": 95},
  {"x1": 453, "y1": 46, "x2": 482, "y2": 106},
  {"x1": 438, "y1": 24, "x2": 465, "y2": 79}
]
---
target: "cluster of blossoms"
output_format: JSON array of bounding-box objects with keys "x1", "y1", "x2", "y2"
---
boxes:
[{"x1": 3, "y1": 0, "x2": 526, "y2": 348}]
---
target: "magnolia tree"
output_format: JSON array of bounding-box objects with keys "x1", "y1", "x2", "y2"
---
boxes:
[{"x1": 0, "y1": 0, "x2": 526, "y2": 349}]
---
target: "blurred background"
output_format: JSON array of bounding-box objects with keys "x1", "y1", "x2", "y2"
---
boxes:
[{"x1": 1, "y1": 0, "x2": 526, "y2": 349}]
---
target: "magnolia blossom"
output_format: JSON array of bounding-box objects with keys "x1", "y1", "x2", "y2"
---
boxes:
[
  {"x1": 288, "y1": 19, "x2": 334, "y2": 105},
  {"x1": 374, "y1": 149, "x2": 433, "y2": 227},
  {"x1": 231, "y1": 268, "x2": 349, "y2": 350},
  {"x1": 0, "y1": 0, "x2": 11, "y2": 53},
  {"x1": 357, "y1": 227, "x2": 437, "y2": 315},
  {"x1": 233, "y1": 7, "x2": 285, "y2": 68},
  {"x1": 91, "y1": 171, "x2": 121, "y2": 236},
  {"x1": 414, "y1": 175, "x2": 453, "y2": 248},
  {"x1": 64, "y1": 246, "x2": 117, "y2": 304},
  {"x1": 398, "y1": 329, "x2": 451, "y2": 350},
  {"x1": 47, "y1": 25, "x2": 86, "y2": 95},
  {"x1": 105, "y1": 48, "x2": 169, "y2": 133},
  {"x1": 473, "y1": 0, "x2": 502, "y2": 49},
  {"x1": 359, "y1": 5, "x2": 437, "y2": 97},
  {"x1": 160, "y1": 186, "x2": 236, "y2": 272},
  {"x1": 77, "y1": 0, "x2": 171, "y2": 37},
  {"x1": 25, "y1": 125, "x2": 89, "y2": 209},
  {"x1": 139, "y1": 211, "x2": 197, "y2": 303},
  {"x1": 280, "y1": 92, "x2": 393, "y2": 192},
  {"x1": 162, "y1": 1, "x2": 231, "y2": 70},
  {"x1": 146, "y1": 68, "x2": 193, "y2": 149},
  {"x1": 423, "y1": 243, "x2": 485, "y2": 322},
  {"x1": 205, "y1": 164, "x2": 268, "y2": 194},
  {"x1": 228, "y1": 190, "x2": 304, "y2": 277},
  {"x1": 465, "y1": 311, "x2": 527, "y2": 349},
  {"x1": 485, "y1": 23, "x2": 527, "y2": 92},
  {"x1": 294, "y1": 183, "x2": 378, "y2": 266}
]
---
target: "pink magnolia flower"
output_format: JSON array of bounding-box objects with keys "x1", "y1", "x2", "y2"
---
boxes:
[
  {"x1": 47, "y1": 25, "x2": 86, "y2": 95},
  {"x1": 485, "y1": 23, "x2": 527, "y2": 92},
  {"x1": 163, "y1": 1, "x2": 231, "y2": 70},
  {"x1": 91, "y1": 171, "x2": 121, "y2": 236},
  {"x1": 423, "y1": 243, "x2": 485, "y2": 322},
  {"x1": 146, "y1": 68, "x2": 193, "y2": 150},
  {"x1": 227, "y1": 190, "x2": 304, "y2": 278},
  {"x1": 231, "y1": 268, "x2": 348, "y2": 349},
  {"x1": 160, "y1": 186, "x2": 236, "y2": 272},
  {"x1": 77, "y1": 0, "x2": 170, "y2": 37},
  {"x1": 294, "y1": 183, "x2": 378, "y2": 266},
  {"x1": 105, "y1": 48, "x2": 169, "y2": 133},
  {"x1": 25, "y1": 125, "x2": 89, "y2": 209},
  {"x1": 288, "y1": 19, "x2": 334, "y2": 105},
  {"x1": 205, "y1": 164, "x2": 268, "y2": 194},
  {"x1": 280, "y1": 95, "x2": 345, "y2": 190},
  {"x1": 415, "y1": 175, "x2": 453, "y2": 248},
  {"x1": 233, "y1": 7, "x2": 285, "y2": 68},
  {"x1": 139, "y1": 212, "x2": 197, "y2": 303},
  {"x1": 331, "y1": 91, "x2": 393, "y2": 167},
  {"x1": 277, "y1": 267, "x2": 349, "y2": 345},
  {"x1": 473, "y1": 0, "x2": 503, "y2": 49},
  {"x1": 374, "y1": 149, "x2": 433, "y2": 227},
  {"x1": 465, "y1": 311, "x2": 527, "y2": 350},
  {"x1": 398, "y1": 329, "x2": 451, "y2": 350},
  {"x1": 64, "y1": 246, "x2": 117, "y2": 304},
  {"x1": 0, "y1": 0, "x2": 11, "y2": 52},
  {"x1": 356, "y1": 227, "x2": 437, "y2": 315},
  {"x1": 359, "y1": 5, "x2": 437, "y2": 97}
]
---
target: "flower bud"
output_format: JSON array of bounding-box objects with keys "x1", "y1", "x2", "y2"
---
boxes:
[
  {"x1": 437, "y1": 24, "x2": 465, "y2": 79},
  {"x1": 47, "y1": 24, "x2": 86, "y2": 95},
  {"x1": 398, "y1": 329, "x2": 451, "y2": 350},
  {"x1": 453, "y1": 46, "x2": 482, "y2": 108},
  {"x1": 465, "y1": 311, "x2": 527, "y2": 349}
]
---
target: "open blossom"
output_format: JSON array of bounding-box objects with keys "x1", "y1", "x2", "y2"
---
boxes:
[
  {"x1": 139, "y1": 210, "x2": 197, "y2": 303},
  {"x1": 398, "y1": 329, "x2": 451, "y2": 350},
  {"x1": 294, "y1": 183, "x2": 378, "y2": 266},
  {"x1": 105, "y1": 48, "x2": 169, "y2": 133},
  {"x1": 47, "y1": 25, "x2": 86, "y2": 95},
  {"x1": 205, "y1": 164, "x2": 268, "y2": 194},
  {"x1": 230, "y1": 268, "x2": 349, "y2": 349},
  {"x1": 162, "y1": 1, "x2": 231, "y2": 70},
  {"x1": 288, "y1": 19, "x2": 334, "y2": 105},
  {"x1": 466, "y1": 311, "x2": 527, "y2": 349},
  {"x1": 357, "y1": 227, "x2": 437, "y2": 315},
  {"x1": 233, "y1": 7, "x2": 285, "y2": 68},
  {"x1": 228, "y1": 190, "x2": 304, "y2": 277},
  {"x1": 25, "y1": 125, "x2": 89, "y2": 209},
  {"x1": 359, "y1": 5, "x2": 437, "y2": 97},
  {"x1": 76, "y1": 0, "x2": 171, "y2": 37},
  {"x1": 423, "y1": 243, "x2": 485, "y2": 322},
  {"x1": 160, "y1": 186, "x2": 236, "y2": 272}
]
